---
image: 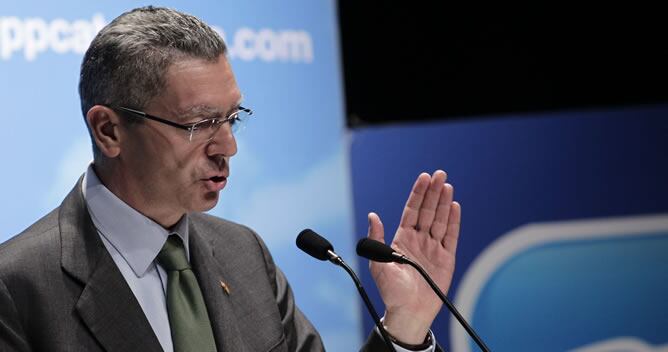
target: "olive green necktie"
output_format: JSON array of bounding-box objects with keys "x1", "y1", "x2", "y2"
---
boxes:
[{"x1": 157, "y1": 235, "x2": 217, "y2": 352}]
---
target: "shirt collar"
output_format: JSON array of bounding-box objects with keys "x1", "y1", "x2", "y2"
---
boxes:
[{"x1": 82, "y1": 164, "x2": 190, "y2": 277}]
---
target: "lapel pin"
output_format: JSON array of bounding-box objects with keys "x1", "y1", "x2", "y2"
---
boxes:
[{"x1": 220, "y1": 280, "x2": 231, "y2": 295}]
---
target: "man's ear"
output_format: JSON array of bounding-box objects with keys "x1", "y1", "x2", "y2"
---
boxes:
[{"x1": 86, "y1": 105, "x2": 122, "y2": 158}]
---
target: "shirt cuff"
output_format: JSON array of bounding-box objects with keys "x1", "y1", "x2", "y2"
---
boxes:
[{"x1": 373, "y1": 325, "x2": 436, "y2": 352}]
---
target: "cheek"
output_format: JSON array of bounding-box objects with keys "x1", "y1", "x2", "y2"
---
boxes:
[
  {"x1": 170, "y1": 145, "x2": 207, "y2": 179},
  {"x1": 124, "y1": 138, "x2": 157, "y2": 172},
  {"x1": 125, "y1": 129, "x2": 206, "y2": 184}
]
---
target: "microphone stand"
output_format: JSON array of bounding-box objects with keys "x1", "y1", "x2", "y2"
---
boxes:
[
  {"x1": 327, "y1": 251, "x2": 397, "y2": 352},
  {"x1": 398, "y1": 255, "x2": 491, "y2": 352}
]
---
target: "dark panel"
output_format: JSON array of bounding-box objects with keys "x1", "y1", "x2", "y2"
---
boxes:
[{"x1": 338, "y1": 3, "x2": 668, "y2": 126}]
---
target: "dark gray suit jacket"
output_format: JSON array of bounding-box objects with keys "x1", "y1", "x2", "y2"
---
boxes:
[
  {"x1": 0, "y1": 180, "x2": 328, "y2": 351},
  {"x1": 0, "y1": 179, "x2": 431, "y2": 351}
]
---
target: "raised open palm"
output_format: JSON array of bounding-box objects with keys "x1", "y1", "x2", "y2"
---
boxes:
[{"x1": 368, "y1": 170, "x2": 461, "y2": 344}]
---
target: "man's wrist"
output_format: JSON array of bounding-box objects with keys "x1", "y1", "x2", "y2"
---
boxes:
[
  {"x1": 382, "y1": 312, "x2": 433, "y2": 345},
  {"x1": 385, "y1": 328, "x2": 432, "y2": 350}
]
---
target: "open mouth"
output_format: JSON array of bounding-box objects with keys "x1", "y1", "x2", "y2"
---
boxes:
[{"x1": 210, "y1": 176, "x2": 225, "y2": 183}]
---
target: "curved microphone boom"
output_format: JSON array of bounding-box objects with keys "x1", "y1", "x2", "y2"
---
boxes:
[
  {"x1": 296, "y1": 230, "x2": 397, "y2": 352},
  {"x1": 357, "y1": 238, "x2": 491, "y2": 352}
]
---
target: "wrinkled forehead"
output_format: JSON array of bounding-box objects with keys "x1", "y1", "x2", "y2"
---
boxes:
[{"x1": 158, "y1": 54, "x2": 243, "y2": 118}]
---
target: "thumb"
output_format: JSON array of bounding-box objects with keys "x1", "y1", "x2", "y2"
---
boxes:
[{"x1": 367, "y1": 212, "x2": 385, "y2": 244}]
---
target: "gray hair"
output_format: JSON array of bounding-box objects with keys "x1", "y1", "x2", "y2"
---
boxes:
[{"x1": 78, "y1": 6, "x2": 227, "y2": 155}]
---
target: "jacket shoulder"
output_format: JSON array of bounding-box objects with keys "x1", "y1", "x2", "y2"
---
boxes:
[{"x1": 0, "y1": 207, "x2": 61, "y2": 269}]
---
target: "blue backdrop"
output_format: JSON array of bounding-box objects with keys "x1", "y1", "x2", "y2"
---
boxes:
[
  {"x1": 4, "y1": 2, "x2": 668, "y2": 351},
  {"x1": 0, "y1": 1, "x2": 361, "y2": 350},
  {"x1": 351, "y1": 105, "x2": 668, "y2": 351}
]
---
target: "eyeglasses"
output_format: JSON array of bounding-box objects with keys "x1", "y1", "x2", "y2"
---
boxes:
[{"x1": 112, "y1": 105, "x2": 253, "y2": 142}]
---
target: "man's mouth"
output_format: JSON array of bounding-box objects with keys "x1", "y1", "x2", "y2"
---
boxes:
[
  {"x1": 210, "y1": 175, "x2": 225, "y2": 183},
  {"x1": 202, "y1": 174, "x2": 228, "y2": 192},
  {"x1": 201, "y1": 174, "x2": 227, "y2": 192}
]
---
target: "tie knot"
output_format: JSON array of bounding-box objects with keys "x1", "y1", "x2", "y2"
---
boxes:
[{"x1": 157, "y1": 235, "x2": 190, "y2": 271}]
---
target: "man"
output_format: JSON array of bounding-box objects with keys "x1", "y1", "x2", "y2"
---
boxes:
[{"x1": 0, "y1": 6, "x2": 461, "y2": 352}]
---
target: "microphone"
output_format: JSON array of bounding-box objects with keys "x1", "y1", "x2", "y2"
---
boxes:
[
  {"x1": 296, "y1": 229, "x2": 397, "y2": 352},
  {"x1": 296, "y1": 228, "x2": 340, "y2": 263},
  {"x1": 355, "y1": 237, "x2": 408, "y2": 263},
  {"x1": 357, "y1": 238, "x2": 491, "y2": 352}
]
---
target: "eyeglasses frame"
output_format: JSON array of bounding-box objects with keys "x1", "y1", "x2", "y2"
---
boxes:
[{"x1": 110, "y1": 105, "x2": 253, "y2": 142}]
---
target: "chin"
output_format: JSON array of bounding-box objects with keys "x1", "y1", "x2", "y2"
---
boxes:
[{"x1": 194, "y1": 191, "x2": 220, "y2": 212}]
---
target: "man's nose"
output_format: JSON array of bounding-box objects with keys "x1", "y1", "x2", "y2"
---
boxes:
[{"x1": 206, "y1": 124, "x2": 237, "y2": 158}]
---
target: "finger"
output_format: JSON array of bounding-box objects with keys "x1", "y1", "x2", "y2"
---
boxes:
[
  {"x1": 441, "y1": 201, "x2": 461, "y2": 253},
  {"x1": 429, "y1": 183, "x2": 454, "y2": 240},
  {"x1": 416, "y1": 170, "x2": 447, "y2": 235},
  {"x1": 399, "y1": 173, "x2": 431, "y2": 230},
  {"x1": 367, "y1": 212, "x2": 385, "y2": 243},
  {"x1": 367, "y1": 212, "x2": 386, "y2": 272}
]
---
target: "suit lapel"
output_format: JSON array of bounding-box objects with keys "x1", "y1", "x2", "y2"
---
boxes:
[
  {"x1": 59, "y1": 179, "x2": 162, "y2": 352},
  {"x1": 189, "y1": 224, "x2": 248, "y2": 352}
]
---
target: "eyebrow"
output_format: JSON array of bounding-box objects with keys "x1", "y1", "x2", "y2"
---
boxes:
[
  {"x1": 178, "y1": 106, "x2": 224, "y2": 120},
  {"x1": 177, "y1": 97, "x2": 244, "y2": 121}
]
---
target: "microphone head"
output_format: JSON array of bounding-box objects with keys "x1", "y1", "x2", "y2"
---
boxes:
[
  {"x1": 356, "y1": 238, "x2": 397, "y2": 263},
  {"x1": 296, "y1": 229, "x2": 334, "y2": 261}
]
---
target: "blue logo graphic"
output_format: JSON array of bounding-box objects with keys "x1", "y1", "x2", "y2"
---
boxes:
[{"x1": 452, "y1": 214, "x2": 668, "y2": 352}]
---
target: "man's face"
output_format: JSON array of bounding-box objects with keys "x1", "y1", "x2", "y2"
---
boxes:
[{"x1": 119, "y1": 54, "x2": 241, "y2": 221}]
